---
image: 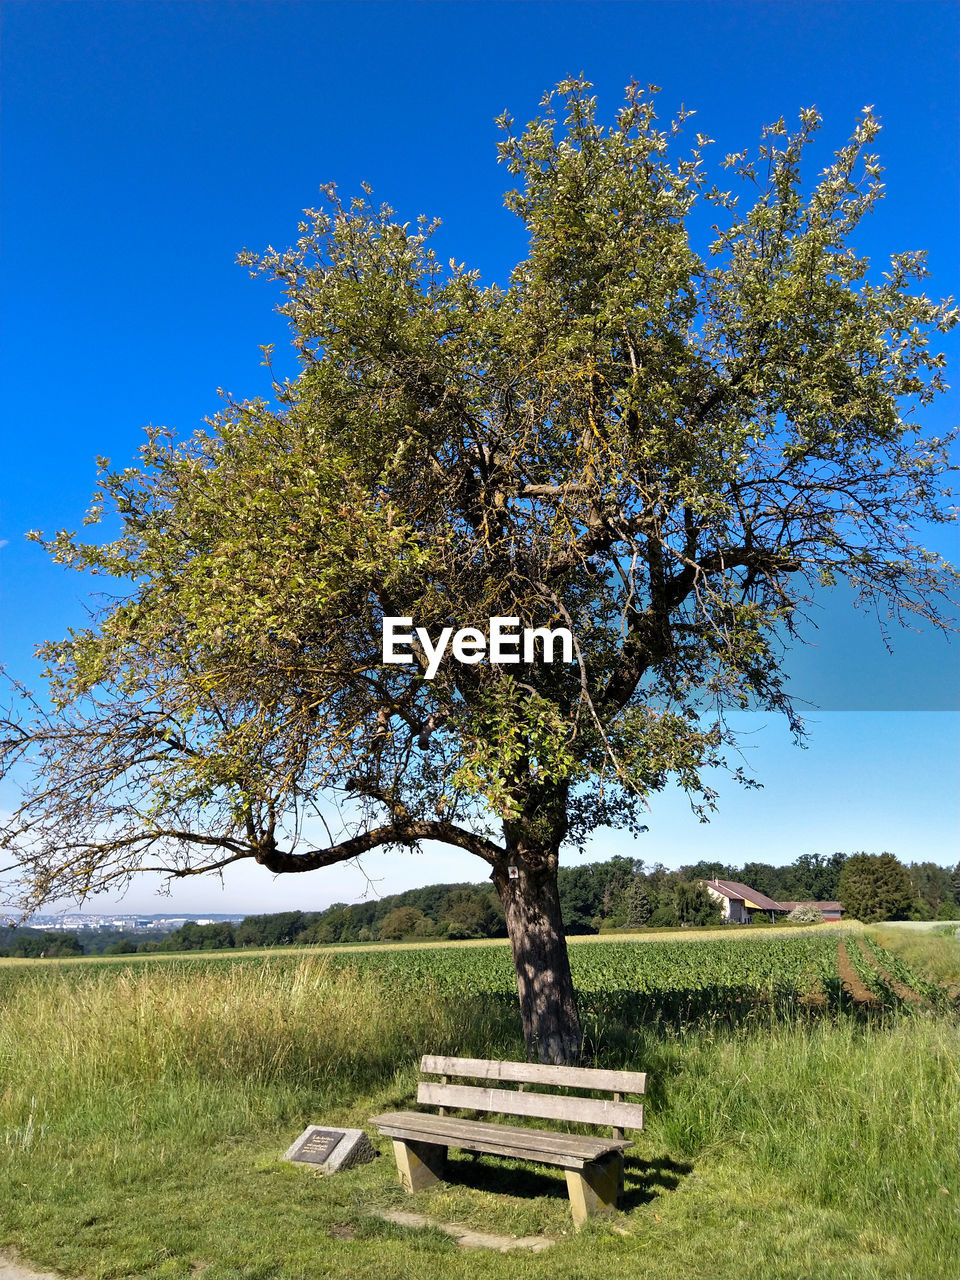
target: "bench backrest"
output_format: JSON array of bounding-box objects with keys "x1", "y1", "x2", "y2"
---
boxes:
[{"x1": 418, "y1": 1055, "x2": 646, "y2": 1136}]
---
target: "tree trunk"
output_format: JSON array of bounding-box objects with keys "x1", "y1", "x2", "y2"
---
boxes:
[{"x1": 492, "y1": 854, "x2": 583, "y2": 1065}]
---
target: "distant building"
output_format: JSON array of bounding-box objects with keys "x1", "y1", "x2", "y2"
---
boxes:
[
  {"x1": 705, "y1": 880, "x2": 790, "y2": 924},
  {"x1": 704, "y1": 880, "x2": 844, "y2": 923}
]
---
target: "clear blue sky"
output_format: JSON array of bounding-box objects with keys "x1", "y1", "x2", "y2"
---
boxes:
[{"x1": 1, "y1": 1, "x2": 957, "y2": 914}]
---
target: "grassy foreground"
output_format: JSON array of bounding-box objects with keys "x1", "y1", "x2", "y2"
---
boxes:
[{"x1": 1, "y1": 948, "x2": 958, "y2": 1280}]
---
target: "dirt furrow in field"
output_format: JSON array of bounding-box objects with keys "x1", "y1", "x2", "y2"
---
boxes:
[
  {"x1": 836, "y1": 940, "x2": 878, "y2": 1006},
  {"x1": 852, "y1": 939, "x2": 928, "y2": 1007}
]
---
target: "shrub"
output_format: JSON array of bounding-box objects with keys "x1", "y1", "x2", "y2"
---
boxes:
[{"x1": 787, "y1": 905, "x2": 825, "y2": 924}]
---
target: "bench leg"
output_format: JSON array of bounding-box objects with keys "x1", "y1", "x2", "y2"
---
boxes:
[
  {"x1": 565, "y1": 1152, "x2": 623, "y2": 1227},
  {"x1": 391, "y1": 1138, "x2": 447, "y2": 1193}
]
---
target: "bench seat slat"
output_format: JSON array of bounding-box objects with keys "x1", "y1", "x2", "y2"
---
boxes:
[
  {"x1": 382, "y1": 1128, "x2": 606, "y2": 1169},
  {"x1": 370, "y1": 1110, "x2": 632, "y2": 1169},
  {"x1": 371, "y1": 1110, "x2": 630, "y2": 1155},
  {"x1": 417, "y1": 1081, "x2": 645, "y2": 1130},
  {"x1": 420, "y1": 1055, "x2": 646, "y2": 1095}
]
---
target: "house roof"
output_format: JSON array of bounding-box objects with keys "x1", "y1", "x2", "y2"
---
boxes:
[
  {"x1": 778, "y1": 901, "x2": 843, "y2": 912},
  {"x1": 706, "y1": 880, "x2": 787, "y2": 912}
]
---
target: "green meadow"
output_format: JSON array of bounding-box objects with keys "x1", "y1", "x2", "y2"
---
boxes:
[{"x1": 1, "y1": 929, "x2": 958, "y2": 1280}]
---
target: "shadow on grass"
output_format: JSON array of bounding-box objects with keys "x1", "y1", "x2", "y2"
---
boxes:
[
  {"x1": 434, "y1": 1150, "x2": 693, "y2": 1211},
  {"x1": 455, "y1": 983, "x2": 910, "y2": 1061},
  {"x1": 576, "y1": 982, "x2": 906, "y2": 1042},
  {"x1": 621, "y1": 1155, "x2": 694, "y2": 1208}
]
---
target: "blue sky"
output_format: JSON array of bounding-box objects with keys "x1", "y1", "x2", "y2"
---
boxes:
[{"x1": 1, "y1": 1, "x2": 957, "y2": 914}]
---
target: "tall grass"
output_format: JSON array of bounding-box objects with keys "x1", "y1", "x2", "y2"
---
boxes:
[
  {"x1": 0, "y1": 956, "x2": 517, "y2": 1147},
  {"x1": 866, "y1": 924, "x2": 960, "y2": 986},
  {"x1": 647, "y1": 1016, "x2": 959, "y2": 1209},
  {"x1": 1, "y1": 953, "x2": 958, "y2": 1280}
]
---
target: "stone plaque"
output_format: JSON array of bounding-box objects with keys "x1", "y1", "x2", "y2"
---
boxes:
[
  {"x1": 292, "y1": 1128, "x2": 341, "y2": 1164},
  {"x1": 283, "y1": 1125, "x2": 377, "y2": 1174}
]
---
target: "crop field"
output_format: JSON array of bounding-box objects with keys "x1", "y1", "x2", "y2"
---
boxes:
[
  {"x1": 315, "y1": 930, "x2": 957, "y2": 1025},
  {"x1": 1, "y1": 929, "x2": 958, "y2": 1280}
]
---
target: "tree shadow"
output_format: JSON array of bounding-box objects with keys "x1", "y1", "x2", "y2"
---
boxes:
[
  {"x1": 446, "y1": 982, "x2": 903, "y2": 1071},
  {"x1": 621, "y1": 1155, "x2": 694, "y2": 1208},
  {"x1": 578, "y1": 982, "x2": 899, "y2": 1045}
]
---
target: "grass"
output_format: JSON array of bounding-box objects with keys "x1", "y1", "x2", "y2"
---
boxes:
[
  {"x1": 865, "y1": 923, "x2": 960, "y2": 988},
  {"x1": 1, "y1": 945, "x2": 958, "y2": 1279}
]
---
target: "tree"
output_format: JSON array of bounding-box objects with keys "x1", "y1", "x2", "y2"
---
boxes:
[
  {"x1": 838, "y1": 852, "x2": 915, "y2": 923},
  {"x1": 906, "y1": 860, "x2": 954, "y2": 917},
  {"x1": 625, "y1": 876, "x2": 653, "y2": 927},
  {"x1": 239, "y1": 911, "x2": 305, "y2": 947},
  {"x1": 648, "y1": 901, "x2": 680, "y2": 929},
  {"x1": 557, "y1": 857, "x2": 639, "y2": 933},
  {"x1": 234, "y1": 921, "x2": 262, "y2": 947},
  {"x1": 740, "y1": 861, "x2": 789, "y2": 900},
  {"x1": 680, "y1": 860, "x2": 733, "y2": 883},
  {"x1": 2, "y1": 81, "x2": 956, "y2": 1063},
  {"x1": 557, "y1": 863, "x2": 606, "y2": 933},
  {"x1": 675, "y1": 880, "x2": 722, "y2": 926},
  {"x1": 791, "y1": 852, "x2": 847, "y2": 901},
  {"x1": 439, "y1": 888, "x2": 503, "y2": 939},
  {"x1": 161, "y1": 922, "x2": 204, "y2": 952},
  {"x1": 200, "y1": 921, "x2": 236, "y2": 950},
  {"x1": 599, "y1": 855, "x2": 640, "y2": 925},
  {"x1": 379, "y1": 905, "x2": 427, "y2": 940},
  {"x1": 10, "y1": 931, "x2": 83, "y2": 959}
]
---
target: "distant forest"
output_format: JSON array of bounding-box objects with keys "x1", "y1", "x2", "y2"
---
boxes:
[{"x1": 3, "y1": 852, "x2": 957, "y2": 957}]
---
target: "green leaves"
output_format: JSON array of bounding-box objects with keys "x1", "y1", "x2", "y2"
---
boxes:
[{"x1": 2, "y1": 80, "x2": 957, "y2": 913}]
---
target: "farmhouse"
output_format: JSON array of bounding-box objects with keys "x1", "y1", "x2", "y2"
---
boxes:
[
  {"x1": 705, "y1": 880, "x2": 789, "y2": 924},
  {"x1": 705, "y1": 881, "x2": 845, "y2": 923}
]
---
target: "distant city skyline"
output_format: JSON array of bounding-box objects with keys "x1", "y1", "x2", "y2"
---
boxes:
[{"x1": 20, "y1": 912, "x2": 245, "y2": 930}]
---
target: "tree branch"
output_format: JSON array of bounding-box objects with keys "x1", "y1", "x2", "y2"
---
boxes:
[{"x1": 253, "y1": 820, "x2": 506, "y2": 874}]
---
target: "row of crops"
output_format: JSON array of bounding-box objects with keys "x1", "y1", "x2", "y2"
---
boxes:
[
  {"x1": 318, "y1": 932, "x2": 955, "y2": 1024},
  {"x1": 845, "y1": 935, "x2": 955, "y2": 1012}
]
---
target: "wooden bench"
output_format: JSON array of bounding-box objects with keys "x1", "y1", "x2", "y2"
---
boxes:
[{"x1": 370, "y1": 1054, "x2": 647, "y2": 1227}]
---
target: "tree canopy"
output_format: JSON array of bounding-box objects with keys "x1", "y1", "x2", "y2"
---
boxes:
[
  {"x1": 2, "y1": 80, "x2": 956, "y2": 1060},
  {"x1": 838, "y1": 852, "x2": 916, "y2": 923}
]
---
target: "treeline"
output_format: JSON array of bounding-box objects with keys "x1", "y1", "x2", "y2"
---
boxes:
[
  {"x1": 3, "y1": 853, "x2": 957, "y2": 958},
  {"x1": 0, "y1": 929, "x2": 86, "y2": 958},
  {"x1": 143, "y1": 883, "x2": 508, "y2": 952},
  {"x1": 0, "y1": 927, "x2": 161, "y2": 959},
  {"x1": 97, "y1": 851, "x2": 960, "y2": 949},
  {"x1": 558, "y1": 851, "x2": 960, "y2": 932}
]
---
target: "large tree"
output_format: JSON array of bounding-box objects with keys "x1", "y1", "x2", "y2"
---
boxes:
[
  {"x1": 838, "y1": 852, "x2": 915, "y2": 923},
  {"x1": 2, "y1": 82, "x2": 956, "y2": 1062}
]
